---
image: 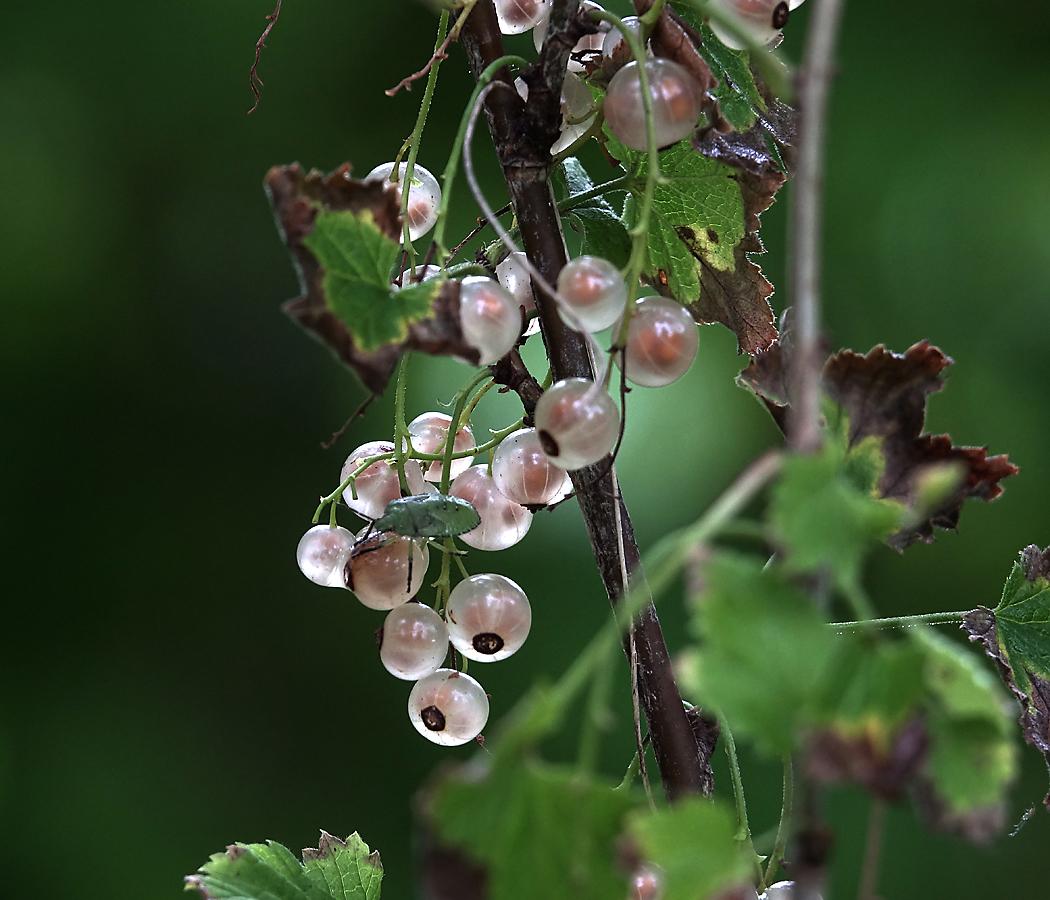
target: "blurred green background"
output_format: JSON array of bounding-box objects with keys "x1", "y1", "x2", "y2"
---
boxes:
[{"x1": 2, "y1": 1, "x2": 1048, "y2": 898}]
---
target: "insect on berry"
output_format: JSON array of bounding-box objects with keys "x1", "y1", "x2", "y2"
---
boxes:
[{"x1": 372, "y1": 494, "x2": 481, "y2": 538}]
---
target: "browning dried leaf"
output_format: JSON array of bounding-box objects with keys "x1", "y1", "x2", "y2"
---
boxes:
[
  {"x1": 650, "y1": 9, "x2": 719, "y2": 100},
  {"x1": 911, "y1": 775, "x2": 1007, "y2": 845},
  {"x1": 266, "y1": 164, "x2": 477, "y2": 393},
  {"x1": 738, "y1": 336, "x2": 1018, "y2": 549}
]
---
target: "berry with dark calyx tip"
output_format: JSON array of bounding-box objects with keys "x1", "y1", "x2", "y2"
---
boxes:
[
  {"x1": 365, "y1": 162, "x2": 441, "y2": 241},
  {"x1": 408, "y1": 668, "x2": 489, "y2": 745},
  {"x1": 296, "y1": 524, "x2": 355, "y2": 587},
  {"x1": 615, "y1": 295, "x2": 699, "y2": 387},
  {"x1": 491, "y1": 427, "x2": 572, "y2": 506},
  {"x1": 534, "y1": 378, "x2": 619, "y2": 470},
  {"x1": 449, "y1": 465, "x2": 532, "y2": 551},
  {"x1": 445, "y1": 573, "x2": 532, "y2": 662},
  {"x1": 494, "y1": 0, "x2": 550, "y2": 35},
  {"x1": 340, "y1": 441, "x2": 431, "y2": 521},
  {"x1": 406, "y1": 412, "x2": 475, "y2": 482},
  {"x1": 706, "y1": 0, "x2": 790, "y2": 51},
  {"x1": 345, "y1": 530, "x2": 430, "y2": 610},
  {"x1": 373, "y1": 494, "x2": 481, "y2": 538},
  {"x1": 604, "y1": 58, "x2": 704, "y2": 151},
  {"x1": 556, "y1": 255, "x2": 628, "y2": 332},
  {"x1": 458, "y1": 276, "x2": 522, "y2": 366},
  {"x1": 379, "y1": 602, "x2": 449, "y2": 680}
]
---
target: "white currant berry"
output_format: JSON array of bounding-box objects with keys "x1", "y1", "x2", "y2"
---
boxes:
[
  {"x1": 379, "y1": 602, "x2": 449, "y2": 680},
  {"x1": 495, "y1": 251, "x2": 540, "y2": 338},
  {"x1": 615, "y1": 295, "x2": 699, "y2": 387},
  {"x1": 365, "y1": 162, "x2": 441, "y2": 242},
  {"x1": 601, "y1": 16, "x2": 648, "y2": 75},
  {"x1": 296, "y1": 524, "x2": 356, "y2": 587},
  {"x1": 393, "y1": 264, "x2": 441, "y2": 289},
  {"x1": 345, "y1": 530, "x2": 430, "y2": 610},
  {"x1": 604, "y1": 58, "x2": 704, "y2": 151},
  {"x1": 707, "y1": 0, "x2": 790, "y2": 51},
  {"x1": 340, "y1": 441, "x2": 430, "y2": 521},
  {"x1": 446, "y1": 573, "x2": 532, "y2": 662},
  {"x1": 534, "y1": 2, "x2": 610, "y2": 72},
  {"x1": 551, "y1": 71, "x2": 597, "y2": 155},
  {"x1": 458, "y1": 276, "x2": 522, "y2": 366},
  {"x1": 556, "y1": 255, "x2": 629, "y2": 332},
  {"x1": 406, "y1": 412, "x2": 475, "y2": 482},
  {"x1": 408, "y1": 668, "x2": 489, "y2": 745},
  {"x1": 495, "y1": 0, "x2": 550, "y2": 35},
  {"x1": 449, "y1": 465, "x2": 532, "y2": 551},
  {"x1": 491, "y1": 427, "x2": 572, "y2": 506},
  {"x1": 534, "y1": 378, "x2": 619, "y2": 470},
  {"x1": 761, "y1": 883, "x2": 820, "y2": 900},
  {"x1": 629, "y1": 863, "x2": 665, "y2": 900}
]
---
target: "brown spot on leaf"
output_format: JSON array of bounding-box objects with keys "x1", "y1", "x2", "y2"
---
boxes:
[
  {"x1": 806, "y1": 717, "x2": 928, "y2": 800},
  {"x1": 705, "y1": 228, "x2": 719, "y2": 244}
]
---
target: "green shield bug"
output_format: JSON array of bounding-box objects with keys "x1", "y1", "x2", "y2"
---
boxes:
[{"x1": 373, "y1": 494, "x2": 481, "y2": 538}]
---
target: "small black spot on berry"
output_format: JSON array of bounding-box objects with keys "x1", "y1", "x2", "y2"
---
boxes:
[
  {"x1": 421, "y1": 705, "x2": 446, "y2": 731},
  {"x1": 473, "y1": 632, "x2": 505, "y2": 655},
  {"x1": 772, "y1": 2, "x2": 789, "y2": 29},
  {"x1": 538, "y1": 430, "x2": 559, "y2": 457}
]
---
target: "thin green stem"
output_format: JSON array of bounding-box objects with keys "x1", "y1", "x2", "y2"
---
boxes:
[
  {"x1": 432, "y1": 54, "x2": 530, "y2": 260},
  {"x1": 559, "y1": 173, "x2": 634, "y2": 212},
  {"x1": 616, "y1": 751, "x2": 642, "y2": 791},
  {"x1": 312, "y1": 452, "x2": 394, "y2": 523},
  {"x1": 393, "y1": 353, "x2": 412, "y2": 494},
  {"x1": 721, "y1": 715, "x2": 763, "y2": 881},
  {"x1": 638, "y1": 0, "x2": 668, "y2": 28},
  {"x1": 831, "y1": 610, "x2": 967, "y2": 633},
  {"x1": 763, "y1": 757, "x2": 794, "y2": 890},
  {"x1": 461, "y1": 378, "x2": 496, "y2": 424},
  {"x1": 440, "y1": 369, "x2": 491, "y2": 493}
]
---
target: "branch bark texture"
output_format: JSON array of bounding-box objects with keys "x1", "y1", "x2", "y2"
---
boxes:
[{"x1": 460, "y1": 0, "x2": 711, "y2": 801}]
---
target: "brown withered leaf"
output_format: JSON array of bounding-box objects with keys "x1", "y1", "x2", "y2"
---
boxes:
[
  {"x1": 911, "y1": 776, "x2": 1007, "y2": 845},
  {"x1": 738, "y1": 333, "x2": 1018, "y2": 549},
  {"x1": 806, "y1": 717, "x2": 928, "y2": 800},
  {"x1": 265, "y1": 163, "x2": 477, "y2": 394}
]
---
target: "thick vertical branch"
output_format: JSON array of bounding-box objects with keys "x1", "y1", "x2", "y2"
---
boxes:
[{"x1": 460, "y1": 0, "x2": 710, "y2": 800}]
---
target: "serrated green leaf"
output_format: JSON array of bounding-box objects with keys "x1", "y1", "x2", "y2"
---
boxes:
[
  {"x1": 627, "y1": 799, "x2": 751, "y2": 900},
  {"x1": 186, "y1": 833, "x2": 382, "y2": 900},
  {"x1": 684, "y1": 553, "x2": 835, "y2": 755},
  {"x1": 430, "y1": 760, "x2": 636, "y2": 900},
  {"x1": 303, "y1": 209, "x2": 436, "y2": 352},
  {"x1": 769, "y1": 439, "x2": 903, "y2": 594},
  {"x1": 560, "y1": 158, "x2": 632, "y2": 269}
]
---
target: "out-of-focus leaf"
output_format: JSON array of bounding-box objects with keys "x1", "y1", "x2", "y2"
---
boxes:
[
  {"x1": 185, "y1": 832, "x2": 383, "y2": 900},
  {"x1": 559, "y1": 157, "x2": 632, "y2": 269},
  {"x1": 627, "y1": 799, "x2": 751, "y2": 900},
  {"x1": 963, "y1": 544, "x2": 1050, "y2": 811},
  {"x1": 266, "y1": 163, "x2": 478, "y2": 393},
  {"x1": 609, "y1": 140, "x2": 781, "y2": 355},
  {"x1": 428, "y1": 759, "x2": 636, "y2": 900},
  {"x1": 683, "y1": 553, "x2": 835, "y2": 755},
  {"x1": 738, "y1": 337, "x2": 1018, "y2": 549}
]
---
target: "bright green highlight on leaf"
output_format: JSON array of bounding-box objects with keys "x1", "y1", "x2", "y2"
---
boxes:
[
  {"x1": 303, "y1": 209, "x2": 438, "y2": 352},
  {"x1": 913, "y1": 627, "x2": 1016, "y2": 813},
  {"x1": 991, "y1": 558, "x2": 1050, "y2": 690},
  {"x1": 684, "y1": 552, "x2": 836, "y2": 755},
  {"x1": 627, "y1": 799, "x2": 751, "y2": 900},
  {"x1": 559, "y1": 158, "x2": 632, "y2": 270},
  {"x1": 431, "y1": 759, "x2": 637, "y2": 900},
  {"x1": 186, "y1": 832, "x2": 382, "y2": 900}
]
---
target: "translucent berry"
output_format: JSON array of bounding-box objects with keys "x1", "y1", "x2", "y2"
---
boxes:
[
  {"x1": 394, "y1": 264, "x2": 441, "y2": 289},
  {"x1": 604, "y1": 58, "x2": 704, "y2": 151},
  {"x1": 458, "y1": 276, "x2": 522, "y2": 366},
  {"x1": 761, "y1": 883, "x2": 820, "y2": 900},
  {"x1": 534, "y1": 378, "x2": 619, "y2": 470},
  {"x1": 408, "y1": 668, "x2": 489, "y2": 745},
  {"x1": 601, "y1": 16, "x2": 647, "y2": 76},
  {"x1": 379, "y1": 602, "x2": 449, "y2": 680},
  {"x1": 365, "y1": 162, "x2": 442, "y2": 241},
  {"x1": 495, "y1": 251, "x2": 540, "y2": 337},
  {"x1": 534, "y1": 2, "x2": 610, "y2": 72},
  {"x1": 707, "y1": 0, "x2": 790, "y2": 51},
  {"x1": 406, "y1": 412, "x2": 475, "y2": 482},
  {"x1": 491, "y1": 427, "x2": 572, "y2": 506},
  {"x1": 494, "y1": 0, "x2": 550, "y2": 35},
  {"x1": 446, "y1": 574, "x2": 532, "y2": 662},
  {"x1": 556, "y1": 255, "x2": 628, "y2": 332},
  {"x1": 340, "y1": 441, "x2": 430, "y2": 521},
  {"x1": 296, "y1": 524, "x2": 355, "y2": 587},
  {"x1": 629, "y1": 863, "x2": 665, "y2": 900},
  {"x1": 615, "y1": 295, "x2": 699, "y2": 387},
  {"x1": 449, "y1": 465, "x2": 532, "y2": 551},
  {"x1": 345, "y1": 530, "x2": 430, "y2": 610}
]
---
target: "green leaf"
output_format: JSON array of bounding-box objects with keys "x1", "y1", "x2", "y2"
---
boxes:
[
  {"x1": 186, "y1": 832, "x2": 382, "y2": 900},
  {"x1": 914, "y1": 627, "x2": 1017, "y2": 817},
  {"x1": 560, "y1": 158, "x2": 632, "y2": 270},
  {"x1": 768, "y1": 437, "x2": 903, "y2": 594},
  {"x1": 683, "y1": 553, "x2": 835, "y2": 755},
  {"x1": 430, "y1": 760, "x2": 636, "y2": 900},
  {"x1": 612, "y1": 141, "x2": 779, "y2": 354},
  {"x1": 627, "y1": 799, "x2": 751, "y2": 900},
  {"x1": 303, "y1": 209, "x2": 436, "y2": 352}
]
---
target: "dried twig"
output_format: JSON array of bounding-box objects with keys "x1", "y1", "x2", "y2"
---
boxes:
[{"x1": 248, "y1": 0, "x2": 283, "y2": 114}]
